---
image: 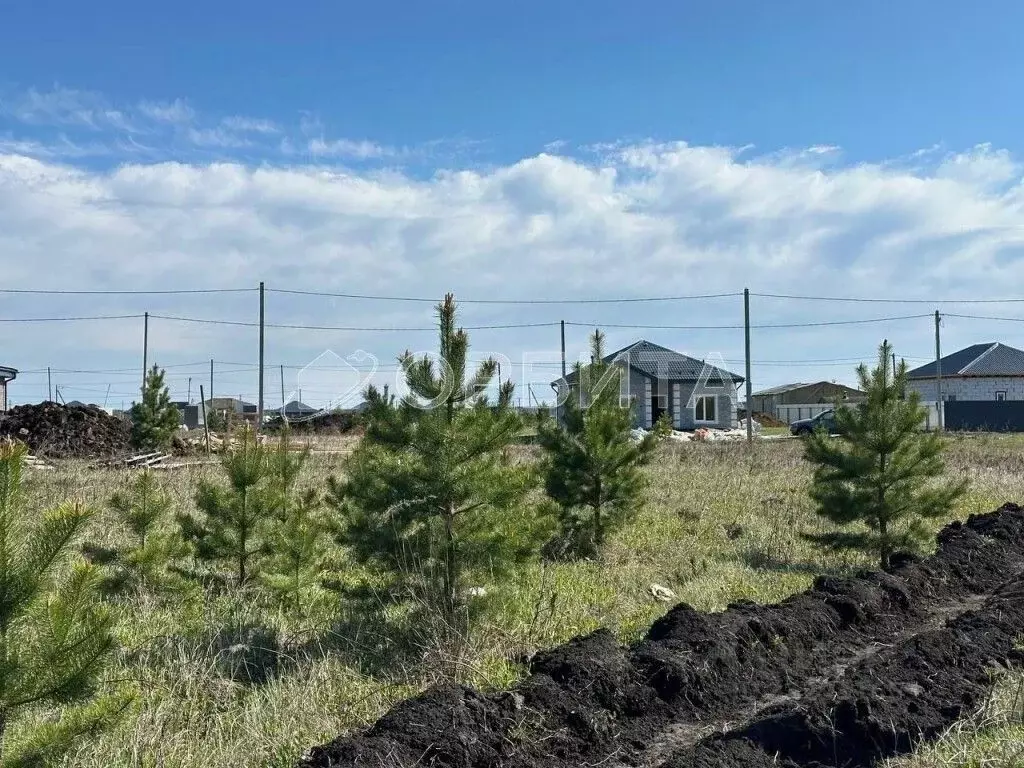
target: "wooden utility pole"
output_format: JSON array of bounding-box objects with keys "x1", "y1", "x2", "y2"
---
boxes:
[
  {"x1": 744, "y1": 288, "x2": 753, "y2": 443},
  {"x1": 142, "y1": 311, "x2": 149, "y2": 395},
  {"x1": 560, "y1": 320, "x2": 567, "y2": 379},
  {"x1": 280, "y1": 364, "x2": 287, "y2": 424},
  {"x1": 199, "y1": 385, "x2": 211, "y2": 454},
  {"x1": 187, "y1": 377, "x2": 192, "y2": 404},
  {"x1": 47, "y1": 366, "x2": 52, "y2": 402},
  {"x1": 935, "y1": 310, "x2": 944, "y2": 431},
  {"x1": 257, "y1": 281, "x2": 265, "y2": 432}
]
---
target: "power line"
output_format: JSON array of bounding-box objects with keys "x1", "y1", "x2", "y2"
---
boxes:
[
  {"x1": 149, "y1": 314, "x2": 561, "y2": 331},
  {"x1": 564, "y1": 313, "x2": 930, "y2": 330},
  {"x1": 0, "y1": 288, "x2": 255, "y2": 296},
  {"x1": 753, "y1": 292, "x2": 1024, "y2": 305},
  {"x1": 17, "y1": 361, "x2": 212, "y2": 374},
  {"x1": 944, "y1": 313, "x2": 1024, "y2": 323},
  {"x1": 267, "y1": 288, "x2": 742, "y2": 304},
  {"x1": 2, "y1": 284, "x2": 1024, "y2": 305},
  {"x1": 0, "y1": 314, "x2": 144, "y2": 323}
]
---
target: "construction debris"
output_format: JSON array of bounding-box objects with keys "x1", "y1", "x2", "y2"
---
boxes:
[
  {"x1": 175, "y1": 429, "x2": 270, "y2": 454},
  {"x1": 24, "y1": 454, "x2": 55, "y2": 471},
  {"x1": 0, "y1": 402, "x2": 131, "y2": 459}
]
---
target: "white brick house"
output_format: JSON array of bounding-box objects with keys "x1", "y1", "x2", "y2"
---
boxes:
[{"x1": 906, "y1": 342, "x2": 1024, "y2": 402}]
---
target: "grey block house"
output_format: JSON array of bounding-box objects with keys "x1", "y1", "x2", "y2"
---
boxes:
[
  {"x1": 551, "y1": 339, "x2": 745, "y2": 430},
  {"x1": 906, "y1": 342, "x2": 1024, "y2": 402}
]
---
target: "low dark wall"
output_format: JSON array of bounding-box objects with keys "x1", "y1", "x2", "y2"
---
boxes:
[{"x1": 945, "y1": 401, "x2": 1024, "y2": 432}]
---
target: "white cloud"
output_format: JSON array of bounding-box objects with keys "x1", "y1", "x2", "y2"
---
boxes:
[
  {"x1": 185, "y1": 127, "x2": 253, "y2": 148},
  {"x1": 3, "y1": 86, "x2": 137, "y2": 132},
  {"x1": 307, "y1": 137, "x2": 395, "y2": 159},
  {"x1": 138, "y1": 99, "x2": 195, "y2": 125},
  {"x1": 221, "y1": 116, "x2": 279, "y2": 134},
  {"x1": 2, "y1": 141, "x2": 1024, "y2": 406}
]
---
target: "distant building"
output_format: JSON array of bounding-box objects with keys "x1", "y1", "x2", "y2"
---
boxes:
[
  {"x1": 204, "y1": 397, "x2": 258, "y2": 423},
  {"x1": 551, "y1": 339, "x2": 745, "y2": 430},
  {"x1": 172, "y1": 400, "x2": 205, "y2": 430},
  {"x1": 0, "y1": 366, "x2": 16, "y2": 412},
  {"x1": 749, "y1": 381, "x2": 865, "y2": 418},
  {"x1": 906, "y1": 342, "x2": 1024, "y2": 402},
  {"x1": 276, "y1": 400, "x2": 320, "y2": 419}
]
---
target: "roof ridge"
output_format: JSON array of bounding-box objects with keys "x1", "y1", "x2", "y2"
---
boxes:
[
  {"x1": 604, "y1": 339, "x2": 645, "y2": 362},
  {"x1": 960, "y1": 342, "x2": 1001, "y2": 374}
]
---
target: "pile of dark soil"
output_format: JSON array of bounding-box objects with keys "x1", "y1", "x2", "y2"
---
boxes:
[
  {"x1": 264, "y1": 411, "x2": 363, "y2": 435},
  {"x1": 299, "y1": 504, "x2": 1024, "y2": 768},
  {"x1": 0, "y1": 401, "x2": 132, "y2": 459}
]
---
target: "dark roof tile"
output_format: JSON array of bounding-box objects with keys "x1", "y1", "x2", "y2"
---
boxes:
[
  {"x1": 907, "y1": 342, "x2": 1024, "y2": 378},
  {"x1": 554, "y1": 339, "x2": 744, "y2": 386}
]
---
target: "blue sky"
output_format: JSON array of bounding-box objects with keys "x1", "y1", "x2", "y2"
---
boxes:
[
  {"x1": 2, "y1": 1, "x2": 1024, "y2": 408},
  {"x1": 5, "y1": 1, "x2": 1023, "y2": 163}
]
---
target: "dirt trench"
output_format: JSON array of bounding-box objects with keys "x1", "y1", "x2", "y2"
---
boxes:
[{"x1": 298, "y1": 504, "x2": 1024, "y2": 768}]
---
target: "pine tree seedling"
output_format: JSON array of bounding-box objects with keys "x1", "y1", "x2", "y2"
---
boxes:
[
  {"x1": 537, "y1": 330, "x2": 661, "y2": 558},
  {"x1": 259, "y1": 429, "x2": 329, "y2": 610},
  {"x1": 0, "y1": 439, "x2": 131, "y2": 765},
  {"x1": 327, "y1": 293, "x2": 539, "y2": 622},
  {"x1": 82, "y1": 469, "x2": 186, "y2": 595},
  {"x1": 177, "y1": 426, "x2": 273, "y2": 589},
  {"x1": 130, "y1": 365, "x2": 181, "y2": 451},
  {"x1": 803, "y1": 339, "x2": 969, "y2": 569}
]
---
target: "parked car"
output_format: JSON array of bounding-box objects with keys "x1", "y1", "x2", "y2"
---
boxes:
[{"x1": 790, "y1": 409, "x2": 839, "y2": 436}]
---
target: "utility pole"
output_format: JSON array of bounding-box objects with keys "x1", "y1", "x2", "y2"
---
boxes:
[
  {"x1": 47, "y1": 366, "x2": 52, "y2": 402},
  {"x1": 209, "y1": 359, "x2": 214, "y2": 408},
  {"x1": 935, "y1": 310, "x2": 944, "y2": 431},
  {"x1": 744, "y1": 288, "x2": 753, "y2": 443},
  {"x1": 280, "y1": 364, "x2": 286, "y2": 423},
  {"x1": 560, "y1": 320, "x2": 567, "y2": 379},
  {"x1": 142, "y1": 311, "x2": 149, "y2": 395},
  {"x1": 187, "y1": 377, "x2": 192, "y2": 404},
  {"x1": 199, "y1": 385, "x2": 211, "y2": 454},
  {"x1": 257, "y1": 281, "x2": 265, "y2": 432}
]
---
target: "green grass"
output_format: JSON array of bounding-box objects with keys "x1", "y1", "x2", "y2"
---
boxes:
[{"x1": 9, "y1": 434, "x2": 1024, "y2": 766}]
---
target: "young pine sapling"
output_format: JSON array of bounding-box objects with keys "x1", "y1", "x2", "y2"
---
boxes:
[
  {"x1": 0, "y1": 440, "x2": 130, "y2": 765},
  {"x1": 82, "y1": 469, "x2": 186, "y2": 595},
  {"x1": 803, "y1": 340, "x2": 969, "y2": 569},
  {"x1": 537, "y1": 330, "x2": 662, "y2": 558},
  {"x1": 177, "y1": 427, "x2": 274, "y2": 589}
]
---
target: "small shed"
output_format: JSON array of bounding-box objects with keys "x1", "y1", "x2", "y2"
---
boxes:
[{"x1": 172, "y1": 401, "x2": 205, "y2": 430}]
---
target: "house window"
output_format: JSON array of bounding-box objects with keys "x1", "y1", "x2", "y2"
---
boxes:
[
  {"x1": 996, "y1": 391, "x2": 1007, "y2": 401},
  {"x1": 695, "y1": 395, "x2": 717, "y2": 422}
]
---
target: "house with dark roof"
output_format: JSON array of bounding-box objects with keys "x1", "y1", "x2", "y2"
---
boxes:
[
  {"x1": 0, "y1": 366, "x2": 16, "y2": 412},
  {"x1": 749, "y1": 381, "x2": 865, "y2": 417},
  {"x1": 277, "y1": 400, "x2": 320, "y2": 419},
  {"x1": 550, "y1": 339, "x2": 745, "y2": 430},
  {"x1": 906, "y1": 342, "x2": 1024, "y2": 402}
]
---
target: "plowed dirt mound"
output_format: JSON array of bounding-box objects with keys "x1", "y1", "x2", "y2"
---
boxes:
[
  {"x1": 299, "y1": 504, "x2": 1024, "y2": 768},
  {"x1": 0, "y1": 401, "x2": 132, "y2": 459}
]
